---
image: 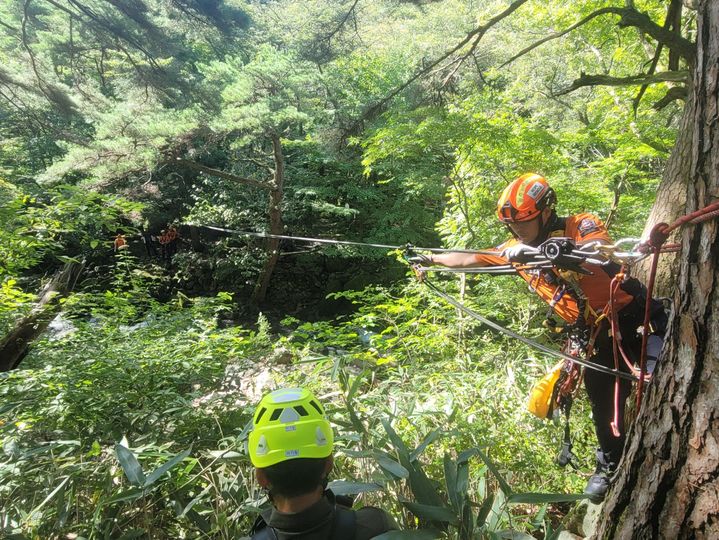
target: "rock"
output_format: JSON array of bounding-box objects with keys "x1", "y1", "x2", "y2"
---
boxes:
[
  {"x1": 268, "y1": 346, "x2": 293, "y2": 365},
  {"x1": 581, "y1": 500, "x2": 603, "y2": 537},
  {"x1": 563, "y1": 501, "x2": 587, "y2": 537},
  {"x1": 562, "y1": 499, "x2": 604, "y2": 538},
  {"x1": 193, "y1": 360, "x2": 277, "y2": 410},
  {"x1": 47, "y1": 315, "x2": 77, "y2": 340}
]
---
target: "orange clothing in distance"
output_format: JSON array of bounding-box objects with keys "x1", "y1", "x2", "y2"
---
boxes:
[
  {"x1": 166, "y1": 227, "x2": 178, "y2": 242},
  {"x1": 472, "y1": 213, "x2": 633, "y2": 324},
  {"x1": 114, "y1": 235, "x2": 127, "y2": 251}
]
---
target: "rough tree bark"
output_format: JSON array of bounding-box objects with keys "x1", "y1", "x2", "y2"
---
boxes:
[
  {"x1": 0, "y1": 261, "x2": 84, "y2": 371},
  {"x1": 595, "y1": 2, "x2": 719, "y2": 538},
  {"x1": 251, "y1": 134, "x2": 284, "y2": 304},
  {"x1": 634, "y1": 92, "x2": 693, "y2": 295}
]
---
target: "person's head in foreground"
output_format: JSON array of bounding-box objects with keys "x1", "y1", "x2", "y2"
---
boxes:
[
  {"x1": 247, "y1": 387, "x2": 398, "y2": 539},
  {"x1": 249, "y1": 387, "x2": 334, "y2": 506}
]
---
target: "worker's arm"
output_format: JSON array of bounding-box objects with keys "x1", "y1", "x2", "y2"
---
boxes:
[
  {"x1": 426, "y1": 248, "x2": 509, "y2": 268},
  {"x1": 429, "y1": 252, "x2": 489, "y2": 268}
]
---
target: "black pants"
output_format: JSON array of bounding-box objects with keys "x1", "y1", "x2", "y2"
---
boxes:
[{"x1": 583, "y1": 298, "x2": 667, "y2": 463}]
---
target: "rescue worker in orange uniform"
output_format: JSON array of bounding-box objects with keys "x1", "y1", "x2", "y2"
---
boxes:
[
  {"x1": 113, "y1": 233, "x2": 127, "y2": 252},
  {"x1": 421, "y1": 173, "x2": 666, "y2": 502}
]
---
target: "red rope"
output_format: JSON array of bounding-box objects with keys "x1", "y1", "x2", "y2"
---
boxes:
[
  {"x1": 632, "y1": 199, "x2": 719, "y2": 410},
  {"x1": 608, "y1": 273, "x2": 643, "y2": 438},
  {"x1": 636, "y1": 247, "x2": 661, "y2": 409},
  {"x1": 667, "y1": 200, "x2": 719, "y2": 232}
]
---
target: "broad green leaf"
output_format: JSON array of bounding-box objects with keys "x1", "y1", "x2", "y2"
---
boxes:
[
  {"x1": 401, "y1": 501, "x2": 458, "y2": 525},
  {"x1": 410, "y1": 428, "x2": 443, "y2": 461},
  {"x1": 474, "y1": 448, "x2": 512, "y2": 495},
  {"x1": 455, "y1": 461, "x2": 469, "y2": 499},
  {"x1": 487, "y1": 489, "x2": 506, "y2": 530},
  {"x1": 374, "y1": 453, "x2": 409, "y2": 479},
  {"x1": 381, "y1": 419, "x2": 410, "y2": 460},
  {"x1": 476, "y1": 494, "x2": 494, "y2": 528},
  {"x1": 143, "y1": 448, "x2": 191, "y2": 487},
  {"x1": 327, "y1": 480, "x2": 383, "y2": 495},
  {"x1": 115, "y1": 444, "x2": 145, "y2": 487},
  {"x1": 25, "y1": 476, "x2": 70, "y2": 522},
  {"x1": 444, "y1": 454, "x2": 459, "y2": 511},
  {"x1": 106, "y1": 488, "x2": 145, "y2": 504},
  {"x1": 56, "y1": 255, "x2": 81, "y2": 264},
  {"x1": 208, "y1": 450, "x2": 243, "y2": 460},
  {"x1": 347, "y1": 370, "x2": 368, "y2": 401}
]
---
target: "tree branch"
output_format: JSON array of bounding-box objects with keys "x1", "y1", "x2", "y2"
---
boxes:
[
  {"x1": 652, "y1": 85, "x2": 687, "y2": 110},
  {"x1": 346, "y1": 0, "x2": 529, "y2": 134},
  {"x1": 176, "y1": 159, "x2": 273, "y2": 190},
  {"x1": 615, "y1": 5, "x2": 694, "y2": 63},
  {"x1": 500, "y1": 5, "x2": 694, "y2": 70},
  {"x1": 0, "y1": 18, "x2": 18, "y2": 33},
  {"x1": 325, "y1": 0, "x2": 360, "y2": 43},
  {"x1": 500, "y1": 8, "x2": 619, "y2": 68},
  {"x1": 555, "y1": 70, "x2": 689, "y2": 96}
]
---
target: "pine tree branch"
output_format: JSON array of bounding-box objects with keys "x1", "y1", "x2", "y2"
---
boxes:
[
  {"x1": 176, "y1": 159, "x2": 273, "y2": 190},
  {"x1": 325, "y1": 0, "x2": 360, "y2": 43}
]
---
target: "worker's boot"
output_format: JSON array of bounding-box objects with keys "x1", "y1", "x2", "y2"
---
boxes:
[{"x1": 583, "y1": 449, "x2": 617, "y2": 503}]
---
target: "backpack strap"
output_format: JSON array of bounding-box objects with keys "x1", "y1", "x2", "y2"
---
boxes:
[
  {"x1": 330, "y1": 506, "x2": 357, "y2": 540},
  {"x1": 250, "y1": 514, "x2": 277, "y2": 540}
]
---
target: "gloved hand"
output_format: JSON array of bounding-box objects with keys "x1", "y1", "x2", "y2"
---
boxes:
[
  {"x1": 500, "y1": 243, "x2": 536, "y2": 262},
  {"x1": 407, "y1": 253, "x2": 433, "y2": 266}
]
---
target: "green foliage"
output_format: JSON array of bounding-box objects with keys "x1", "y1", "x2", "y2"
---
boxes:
[{"x1": 0, "y1": 293, "x2": 258, "y2": 538}]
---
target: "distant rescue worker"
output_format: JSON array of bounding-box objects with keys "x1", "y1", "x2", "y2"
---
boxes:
[
  {"x1": 113, "y1": 233, "x2": 127, "y2": 252},
  {"x1": 416, "y1": 173, "x2": 667, "y2": 502},
  {"x1": 140, "y1": 222, "x2": 157, "y2": 258},
  {"x1": 158, "y1": 229, "x2": 169, "y2": 262},
  {"x1": 166, "y1": 223, "x2": 180, "y2": 258},
  {"x1": 247, "y1": 387, "x2": 398, "y2": 539}
]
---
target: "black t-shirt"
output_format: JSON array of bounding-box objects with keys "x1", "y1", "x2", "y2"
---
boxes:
[{"x1": 250, "y1": 490, "x2": 398, "y2": 539}]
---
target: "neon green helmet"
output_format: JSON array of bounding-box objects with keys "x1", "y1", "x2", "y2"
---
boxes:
[{"x1": 248, "y1": 387, "x2": 333, "y2": 468}]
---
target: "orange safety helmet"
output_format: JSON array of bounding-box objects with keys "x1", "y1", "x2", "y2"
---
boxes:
[{"x1": 496, "y1": 173, "x2": 556, "y2": 223}]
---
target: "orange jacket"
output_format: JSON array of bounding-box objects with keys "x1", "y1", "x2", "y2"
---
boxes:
[
  {"x1": 114, "y1": 235, "x2": 126, "y2": 250},
  {"x1": 472, "y1": 213, "x2": 633, "y2": 324}
]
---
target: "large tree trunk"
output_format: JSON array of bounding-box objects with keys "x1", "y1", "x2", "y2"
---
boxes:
[
  {"x1": 0, "y1": 261, "x2": 84, "y2": 371},
  {"x1": 595, "y1": 2, "x2": 719, "y2": 538},
  {"x1": 251, "y1": 134, "x2": 285, "y2": 304}
]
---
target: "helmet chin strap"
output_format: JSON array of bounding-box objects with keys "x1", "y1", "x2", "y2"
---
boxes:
[
  {"x1": 504, "y1": 209, "x2": 557, "y2": 246},
  {"x1": 529, "y1": 210, "x2": 558, "y2": 247}
]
